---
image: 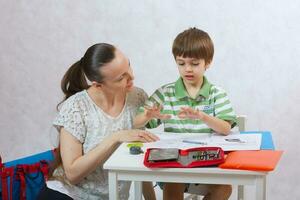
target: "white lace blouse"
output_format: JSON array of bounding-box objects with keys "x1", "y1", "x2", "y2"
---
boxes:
[{"x1": 47, "y1": 87, "x2": 147, "y2": 200}]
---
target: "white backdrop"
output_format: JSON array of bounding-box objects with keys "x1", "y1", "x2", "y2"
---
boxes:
[{"x1": 1, "y1": 0, "x2": 299, "y2": 199}]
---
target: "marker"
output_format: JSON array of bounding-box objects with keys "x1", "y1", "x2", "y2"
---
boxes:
[
  {"x1": 225, "y1": 138, "x2": 245, "y2": 143},
  {"x1": 182, "y1": 140, "x2": 207, "y2": 145}
]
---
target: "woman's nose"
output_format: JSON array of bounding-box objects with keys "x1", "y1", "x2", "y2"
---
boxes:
[{"x1": 128, "y1": 67, "x2": 134, "y2": 80}]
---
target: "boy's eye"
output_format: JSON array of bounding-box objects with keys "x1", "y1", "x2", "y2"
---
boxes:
[
  {"x1": 192, "y1": 63, "x2": 199, "y2": 66},
  {"x1": 177, "y1": 62, "x2": 185, "y2": 66}
]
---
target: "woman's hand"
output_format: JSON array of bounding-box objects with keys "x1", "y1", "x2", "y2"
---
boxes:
[
  {"x1": 114, "y1": 129, "x2": 160, "y2": 143},
  {"x1": 178, "y1": 107, "x2": 205, "y2": 120},
  {"x1": 144, "y1": 104, "x2": 171, "y2": 120}
]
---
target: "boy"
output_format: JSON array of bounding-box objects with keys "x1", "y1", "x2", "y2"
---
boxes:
[{"x1": 134, "y1": 28, "x2": 236, "y2": 200}]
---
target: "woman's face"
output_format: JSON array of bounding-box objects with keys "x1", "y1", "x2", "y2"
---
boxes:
[{"x1": 99, "y1": 49, "x2": 134, "y2": 95}]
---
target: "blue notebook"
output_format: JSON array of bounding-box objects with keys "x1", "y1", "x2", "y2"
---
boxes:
[{"x1": 241, "y1": 131, "x2": 275, "y2": 150}]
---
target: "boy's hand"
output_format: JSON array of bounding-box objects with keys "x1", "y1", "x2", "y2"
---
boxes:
[
  {"x1": 178, "y1": 107, "x2": 205, "y2": 120},
  {"x1": 144, "y1": 105, "x2": 171, "y2": 120}
]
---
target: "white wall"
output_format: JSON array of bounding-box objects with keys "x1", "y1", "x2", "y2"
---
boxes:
[{"x1": 1, "y1": 0, "x2": 299, "y2": 199}]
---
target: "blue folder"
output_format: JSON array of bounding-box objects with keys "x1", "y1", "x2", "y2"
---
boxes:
[
  {"x1": 241, "y1": 131, "x2": 275, "y2": 150},
  {"x1": 4, "y1": 149, "x2": 55, "y2": 167}
]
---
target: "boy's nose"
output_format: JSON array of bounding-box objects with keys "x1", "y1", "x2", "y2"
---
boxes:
[{"x1": 185, "y1": 65, "x2": 193, "y2": 71}]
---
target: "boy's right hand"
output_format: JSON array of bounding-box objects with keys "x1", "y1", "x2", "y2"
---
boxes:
[{"x1": 144, "y1": 105, "x2": 171, "y2": 120}]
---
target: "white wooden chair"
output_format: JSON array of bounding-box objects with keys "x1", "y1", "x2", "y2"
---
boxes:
[{"x1": 184, "y1": 115, "x2": 247, "y2": 200}]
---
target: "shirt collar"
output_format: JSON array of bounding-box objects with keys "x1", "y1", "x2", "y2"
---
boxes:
[{"x1": 174, "y1": 76, "x2": 211, "y2": 99}]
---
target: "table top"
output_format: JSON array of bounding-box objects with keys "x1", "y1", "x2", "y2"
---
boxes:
[{"x1": 103, "y1": 143, "x2": 267, "y2": 175}]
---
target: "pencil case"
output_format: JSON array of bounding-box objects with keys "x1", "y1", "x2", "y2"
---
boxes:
[{"x1": 144, "y1": 147, "x2": 224, "y2": 168}]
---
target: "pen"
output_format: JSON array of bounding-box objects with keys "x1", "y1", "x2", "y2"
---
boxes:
[
  {"x1": 182, "y1": 139, "x2": 207, "y2": 145},
  {"x1": 225, "y1": 138, "x2": 245, "y2": 143}
]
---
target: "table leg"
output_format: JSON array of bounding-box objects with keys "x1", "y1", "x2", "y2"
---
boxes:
[
  {"x1": 237, "y1": 185, "x2": 244, "y2": 200},
  {"x1": 255, "y1": 176, "x2": 266, "y2": 200},
  {"x1": 133, "y1": 181, "x2": 142, "y2": 200},
  {"x1": 109, "y1": 172, "x2": 118, "y2": 200}
]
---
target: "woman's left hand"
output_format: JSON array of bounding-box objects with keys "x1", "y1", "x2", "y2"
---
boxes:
[{"x1": 115, "y1": 129, "x2": 160, "y2": 143}]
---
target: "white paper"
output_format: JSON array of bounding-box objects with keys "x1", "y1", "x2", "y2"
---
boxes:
[{"x1": 144, "y1": 130, "x2": 261, "y2": 151}]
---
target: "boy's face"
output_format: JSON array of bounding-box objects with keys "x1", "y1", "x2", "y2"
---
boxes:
[{"x1": 175, "y1": 56, "x2": 210, "y2": 86}]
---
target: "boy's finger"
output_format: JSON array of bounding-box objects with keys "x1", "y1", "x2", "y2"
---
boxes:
[
  {"x1": 179, "y1": 108, "x2": 184, "y2": 113},
  {"x1": 178, "y1": 113, "x2": 187, "y2": 118},
  {"x1": 160, "y1": 114, "x2": 171, "y2": 119},
  {"x1": 177, "y1": 111, "x2": 185, "y2": 116},
  {"x1": 158, "y1": 104, "x2": 163, "y2": 111},
  {"x1": 144, "y1": 107, "x2": 151, "y2": 113},
  {"x1": 180, "y1": 107, "x2": 187, "y2": 111},
  {"x1": 144, "y1": 106, "x2": 155, "y2": 111}
]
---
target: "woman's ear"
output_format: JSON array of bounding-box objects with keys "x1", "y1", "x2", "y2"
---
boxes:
[{"x1": 91, "y1": 81, "x2": 102, "y2": 89}]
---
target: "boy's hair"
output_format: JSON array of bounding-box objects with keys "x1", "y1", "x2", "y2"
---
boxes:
[{"x1": 172, "y1": 27, "x2": 214, "y2": 64}]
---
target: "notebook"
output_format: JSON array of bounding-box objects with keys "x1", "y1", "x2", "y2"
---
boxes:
[{"x1": 241, "y1": 131, "x2": 275, "y2": 150}]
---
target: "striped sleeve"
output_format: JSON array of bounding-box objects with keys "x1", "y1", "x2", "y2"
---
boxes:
[{"x1": 213, "y1": 87, "x2": 237, "y2": 128}]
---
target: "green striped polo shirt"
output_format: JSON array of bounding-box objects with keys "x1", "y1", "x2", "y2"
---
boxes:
[{"x1": 139, "y1": 76, "x2": 237, "y2": 133}]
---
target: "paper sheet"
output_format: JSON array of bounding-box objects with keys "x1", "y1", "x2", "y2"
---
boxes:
[{"x1": 144, "y1": 130, "x2": 262, "y2": 151}]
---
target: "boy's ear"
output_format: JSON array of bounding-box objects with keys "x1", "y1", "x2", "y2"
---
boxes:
[{"x1": 205, "y1": 61, "x2": 212, "y2": 70}]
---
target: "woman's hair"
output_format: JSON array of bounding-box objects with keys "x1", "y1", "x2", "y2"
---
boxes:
[
  {"x1": 57, "y1": 43, "x2": 116, "y2": 109},
  {"x1": 172, "y1": 27, "x2": 214, "y2": 64}
]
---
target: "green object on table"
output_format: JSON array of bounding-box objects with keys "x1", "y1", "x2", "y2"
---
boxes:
[{"x1": 127, "y1": 142, "x2": 143, "y2": 148}]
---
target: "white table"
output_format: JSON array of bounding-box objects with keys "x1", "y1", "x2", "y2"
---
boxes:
[{"x1": 104, "y1": 143, "x2": 268, "y2": 200}]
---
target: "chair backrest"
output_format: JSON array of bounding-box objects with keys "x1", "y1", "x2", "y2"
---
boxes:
[{"x1": 236, "y1": 115, "x2": 246, "y2": 132}]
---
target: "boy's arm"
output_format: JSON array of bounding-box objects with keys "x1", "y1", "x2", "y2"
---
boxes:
[
  {"x1": 201, "y1": 113, "x2": 231, "y2": 135},
  {"x1": 134, "y1": 88, "x2": 171, "y2": 129},
  {"x1": 178, "y1": 107, "x2": 231, "y2": 135},
  {"x1": 178, "y1": 87, "x2": 236, "y2": 135},
  {"x1": 133, "y1": 112, "x2": 151, "y2": 129},
  {"x1": 134, "y1": 105, "x2": 171, "y2": 129}
]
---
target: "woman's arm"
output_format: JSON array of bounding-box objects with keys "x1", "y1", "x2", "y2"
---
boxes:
[
  {"x1": 60, "y1": 128, "x2": 119, "y2": 184},
  {"x1": 60, "y1": 128, "x2": 159, "y2": 185}
]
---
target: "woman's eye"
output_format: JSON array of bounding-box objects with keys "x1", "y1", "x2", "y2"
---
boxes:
[
  {"x1": 178, "y1": 63, "x2": 185, "y2": 66},
  {"x1": 192, "y1": 63, "x2": 199, "y2": 66},
  {"x1": 117, "y1": 76, "x2": 124, "y2": 81}
]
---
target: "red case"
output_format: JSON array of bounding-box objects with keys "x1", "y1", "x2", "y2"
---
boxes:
[{"x1": 144, "y1": 147, "x2": 224, "y2": 168}]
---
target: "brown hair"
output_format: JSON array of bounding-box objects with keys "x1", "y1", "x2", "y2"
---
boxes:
[
  {"x1": 57, "y1": 43, "x2": 116, "y2": 109},
  {"x1": 172, "y1": 27, "x2": 214, "y2": 64}
]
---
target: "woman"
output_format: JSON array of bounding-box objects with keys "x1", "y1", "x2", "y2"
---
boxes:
[{"x1": 37, "y1": 43, "x2": 158, "y2": 200}]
